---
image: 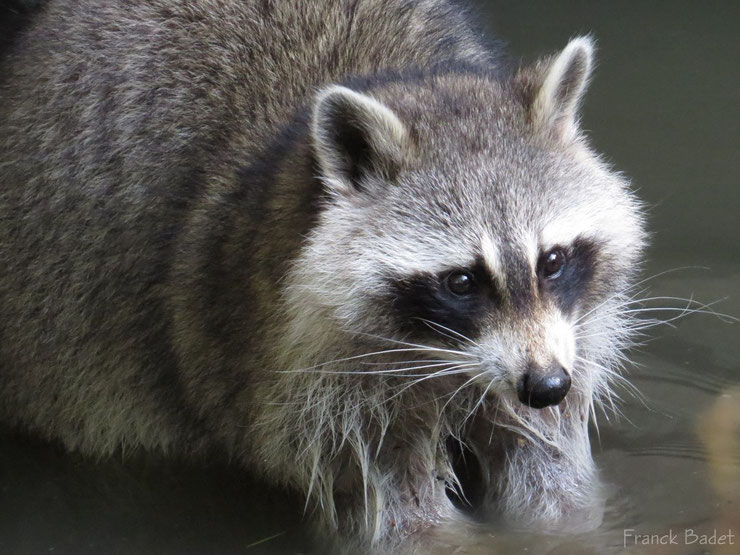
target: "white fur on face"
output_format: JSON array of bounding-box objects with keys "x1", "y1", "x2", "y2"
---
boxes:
[
  {"x1": 471, "y1": 311, "x2": 575, "y2": 393},
  {"x1": 480, "y1": 234, "x2": 506, "y2": 289},
  {"x1": 538, "y1": 183, "x2": 643, "y2": 263},
  {"x1": 543, "y1": 311, "x2": 576, "y2": 375}
]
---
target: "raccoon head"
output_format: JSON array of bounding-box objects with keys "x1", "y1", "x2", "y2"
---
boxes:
[{"x1": 289, "y1": 37, "x2": 645, "y2": 414}]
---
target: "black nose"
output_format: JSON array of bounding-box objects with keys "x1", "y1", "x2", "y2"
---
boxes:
[{"x1": 517, "y1": 366, "x2": 571, "y2": 409}]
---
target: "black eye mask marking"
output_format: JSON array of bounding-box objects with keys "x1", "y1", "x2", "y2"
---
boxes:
[
  {"x1": 385, "y1": 238, "x2": 600, "y2": 343},
  {"x1": 387, "y1": 257, "x2": 499, "y2": 341},
  {"x1": 539, "y1": 237, "x2": 600, "y2": 314}
]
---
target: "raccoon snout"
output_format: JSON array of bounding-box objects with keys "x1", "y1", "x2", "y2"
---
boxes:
[{"x1": 516, "y1": 365, "x2": 571, "y2": 409}]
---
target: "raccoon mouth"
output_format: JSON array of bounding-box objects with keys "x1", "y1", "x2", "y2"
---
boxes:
[{"x1": 445, "y1": 435, "x2": 486, "y2": 512}]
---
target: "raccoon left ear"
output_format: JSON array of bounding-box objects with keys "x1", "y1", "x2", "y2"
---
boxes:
[
  {"x1": 311, "y1": 85, "x2": 409, "y2": 195},
  {"x1": 525, "y1": 36, "x2": 595, "y2": 141}
]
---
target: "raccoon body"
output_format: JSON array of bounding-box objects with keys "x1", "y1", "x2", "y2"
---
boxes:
[{"x1": 0, "y1": 0, "x2": 645, "y2": 546}]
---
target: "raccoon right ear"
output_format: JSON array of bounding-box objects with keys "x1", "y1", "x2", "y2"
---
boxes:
[
  {"x1": 311, "y1": 85, "x2": 409, "y2": 194},
  {"x1": 523, "y1": 36, "x2": 595, "y2": 141}
]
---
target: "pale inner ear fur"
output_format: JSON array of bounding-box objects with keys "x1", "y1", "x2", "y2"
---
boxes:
[
  {"x1": 531, "y1": 36, "x2": 595, "y2": 141},
  {"x1": 311, "y1": 85, "x2": 410, "y2": 194}
]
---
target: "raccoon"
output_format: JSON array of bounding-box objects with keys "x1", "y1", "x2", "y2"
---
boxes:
[{"x1": 0, "y1": 0, "x2": 646, "y2": 548}]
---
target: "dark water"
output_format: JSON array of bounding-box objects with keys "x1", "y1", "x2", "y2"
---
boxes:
[{"x1": 1, "y1": 2, "x2": 738, "y2": 554}]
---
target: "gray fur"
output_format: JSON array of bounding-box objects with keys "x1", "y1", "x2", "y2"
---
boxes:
[{"x1": 0, "y1": 0, "x2": 645, "y2": 549}]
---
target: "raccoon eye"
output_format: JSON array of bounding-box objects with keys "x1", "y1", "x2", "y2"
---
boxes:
[
  {"x1": 445, "y1": 271, "x2": 475, "y2": 296},
  {"x1": 539, "y1": 248, "x2": 567, "y2": 280}
]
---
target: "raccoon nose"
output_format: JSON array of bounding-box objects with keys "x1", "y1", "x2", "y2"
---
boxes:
[{"x1": 516, "y1": 365, "x2": 571, "y2": 409}]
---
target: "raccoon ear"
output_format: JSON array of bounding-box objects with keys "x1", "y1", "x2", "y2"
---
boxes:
[
  {"x1": 311, "y1": 85, "x2": 409, "y2": 194},
  {"x1": 527, "y1": 36, "x2": 595, "y2": 141}
]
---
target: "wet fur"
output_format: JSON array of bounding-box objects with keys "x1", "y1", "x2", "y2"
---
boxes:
[{"x1": 0, "y1": 0, "x2": 645, "y2": 549}]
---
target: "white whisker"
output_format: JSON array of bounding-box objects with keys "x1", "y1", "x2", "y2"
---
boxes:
[
  {"x1": 349, "y1": 330, "x2": 478, "y2": 359},
  {"x1": 416, "y1": 318, "x2": 482, "y2": 348},
  {"x1": 387, "y1": 363, "x2": 480, "y2": 401}
]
